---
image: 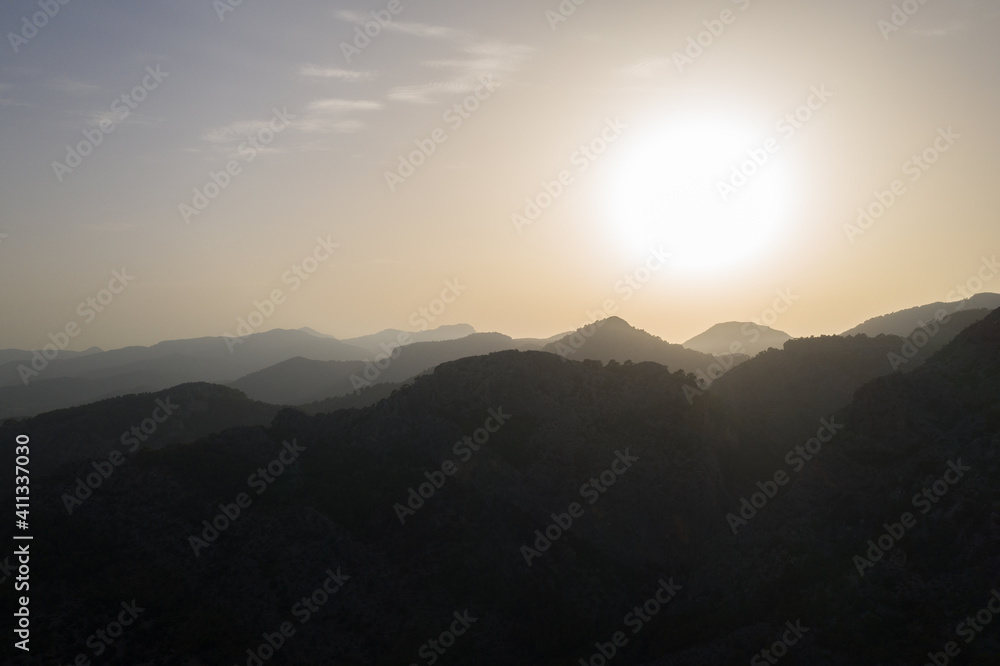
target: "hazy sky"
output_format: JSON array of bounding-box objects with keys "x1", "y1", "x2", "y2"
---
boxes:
[{"x1": 2, "y1": 0, "x2": 999, "y2": 350}]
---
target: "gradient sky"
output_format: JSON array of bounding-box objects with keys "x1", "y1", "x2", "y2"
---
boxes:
[{"x1": 2, "y1": 0, "x2": 999, "y2": 351}]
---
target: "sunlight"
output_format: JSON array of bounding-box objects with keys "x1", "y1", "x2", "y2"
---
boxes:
[{"x1": 606, "y1": 117, "x2": 794, "y2": 274}]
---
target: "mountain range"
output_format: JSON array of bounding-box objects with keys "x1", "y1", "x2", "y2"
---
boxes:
[
  {"x1": 2, "y1": 295, "x2": 998, "y2": 421},
  {"x1": 3, "y1": 302, "x2": 999, "y2": 663}
]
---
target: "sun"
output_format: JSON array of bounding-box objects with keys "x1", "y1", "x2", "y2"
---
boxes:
[{"x1": 606, "y1": 117, "x2": 794, "y2": 274}]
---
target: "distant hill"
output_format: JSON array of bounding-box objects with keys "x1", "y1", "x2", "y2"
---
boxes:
[
  {"x1": 0, "y1": 329, "x2": 369, "y2": 419},
  {"x1": 511, "y1": 331, "x2": 574, "y2": 350},
  {"x1": 0, "y1": 346, "x2": 103, "y2": 365},
  {"x1": 841, "y1": 293, "x2": 1000, "y2": 337},
  {"x1": 543, "y1": 316, "x2": 717, "y2": 373},
  {"x1": 0, "y1": 382, "x2": 279, "y2": 478},
  {"x1": 231, "y1": 333, "x2": 520, "y2": 404},
  {"x1": 230, "y1": 357, "x2": 365, "y2": 405},
  {"x1": 342, "y1": 324, "x2": 476, "y2": 354},
  {"x1": 298, "y1": 381, "x2": 405, "y2": 415},
  {"x1": 683, "y1": 321, "x2": 792, "y2": 357}
]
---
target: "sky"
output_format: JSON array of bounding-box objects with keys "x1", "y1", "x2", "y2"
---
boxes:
[{"x1": 2, "y1": 0, "x2": 999, "y2": 351}]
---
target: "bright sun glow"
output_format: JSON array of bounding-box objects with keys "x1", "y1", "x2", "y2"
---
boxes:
[{"x1": 607, "y1": 118, "x2": 794, "y2": 274}]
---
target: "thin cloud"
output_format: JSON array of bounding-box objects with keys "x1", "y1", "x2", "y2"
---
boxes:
[
  {"x1": 388, "y1": 40, "x2": 532, "y2": 104},
  {"x1": 332, "y1": 11, "x2": 532, "y2": 104},
  {"x1": 911, "y1": 20, "x2": 968, "y2": 37},
  {"x1": 296, "y1": 98, "x2": 383, "y2": 134},
  {"x1": 47, "y1": 80, "x2": 101, "y2": 95},
  {"x1": 615, "y1": 57, "x2": 672, "y2": 80},
  {"x1": 299, "y1": 64, "x2": 375, "y2": 82}
]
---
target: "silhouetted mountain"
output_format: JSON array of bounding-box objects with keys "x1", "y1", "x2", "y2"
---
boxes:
[
  {"x1": 0, "y1": 329, "x2": 368, "y2": 419},
  {"x1": 0, "y1": 346, "x2": 102, "y2": 365},
  {"x1": 297, "y1": 326, "x2": 337, "y2": 339},
  {"x1": 298, "y1": 381, "x2": 405, "y2": 415},
  {"x1": 841, "y1": 293, "x2": 1000, "y2": 337},
  {"x1": 231, "y1": 357, "x2": 365, "y2": 405},
  {"x1": 544, "y1": 316, "x2": 718, "y2": 373},
  {"x1": 5, "y1": 315, "x2": 1000, "y2": 664},
  {"x1": 342, "y1": 324, "x2": 477, "y2": 353},
  {"x1": 512, "y1": 331, "x2": 575, "y2": 350},
  {"x1": 0, "y1": 382, "x2": 279, "y2": 479},
  {"x1": 701, "y1": 335, "x2": 907, "y2": 473},
  {"x1": 683, "y1": 321, "x2": 792, "y2": 357},
  {"x1": 230, "y1": 333, "x2": 520, "y2": 405}
]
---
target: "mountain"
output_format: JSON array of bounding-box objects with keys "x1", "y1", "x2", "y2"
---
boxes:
[
  {"x1": 298, "y1": 381, "x2": 405, "y2": 415},
  {"x1": 297, "y1": 326, "x2": 337, "y2": 339},
  {"x1": 543, "y1": 316, "x2": 719, "y2": 373},
  {"x1": 701, "y1": 334, "x2": 909, "y2": 472},
  {"x1": 230, "y1": 357, "x2": 365, "y2": 405},
  {"x1": 342, "y1": 324, "x2": 477, "y2": 354},
  {"x1": 841, "y1": 293, "x2": 1000, "y2": 337},
  {"x1": 0, "y1": 346, "x2": 103, "y2": 365},
  {"x1": 0, "y1": 329, "x2": 369, "y2": 419},
  {"x1": 683, "y1": 321, "x2": 792, "y2": 357},
  {"x1": 0, "y1": 382, "x2": 280, "y2": 480},
  {"x1": 6, "y1": 313, "x2": 1000, "y2": 663},
  {"x1": 511, "y1": 331, "x2": 574, "y2": 350},
  {"x1": 230, "y1": 333, "x2": 520, "y2": 405}
]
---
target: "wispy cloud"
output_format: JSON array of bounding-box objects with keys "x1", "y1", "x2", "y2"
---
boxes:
[
  {"x1": 387, "y1": 38, "x2": 533, "y2": 104},
  {"x1": 296, "y1": 98, "x2": 383, "y2": 134},
  {"x1": 614, "y1": 57, "x2": 672, "y2": 81},
  {"x1": 47, "y1": 80, "x2": 101, "y2": 95},
  {"x1": 202, "y1": 119, "x2": 278, "y2": 145},
  {"x1": 299, "y1": 64, "x2": 375, "y2": 82},
  {"x1": 911, "y1": 20, "x2": 968, "y2": 37},
  {"x1": 332, "y1": 12, "x2": 531, "y2": 104}
]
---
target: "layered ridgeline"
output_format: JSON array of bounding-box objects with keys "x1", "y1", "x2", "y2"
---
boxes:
[
  {"x1": 682, "y1": 321, "x2": 791, "y2": 357},
  {"x1": 4, "y1": 310, "x2": 999, "y2": 664},
  {"x1": 544, "y1": 316, "x2": 720, "y2": 374},
  {"x1": 840, "y1": 292, "x2": 1000, "y2": 337}
]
